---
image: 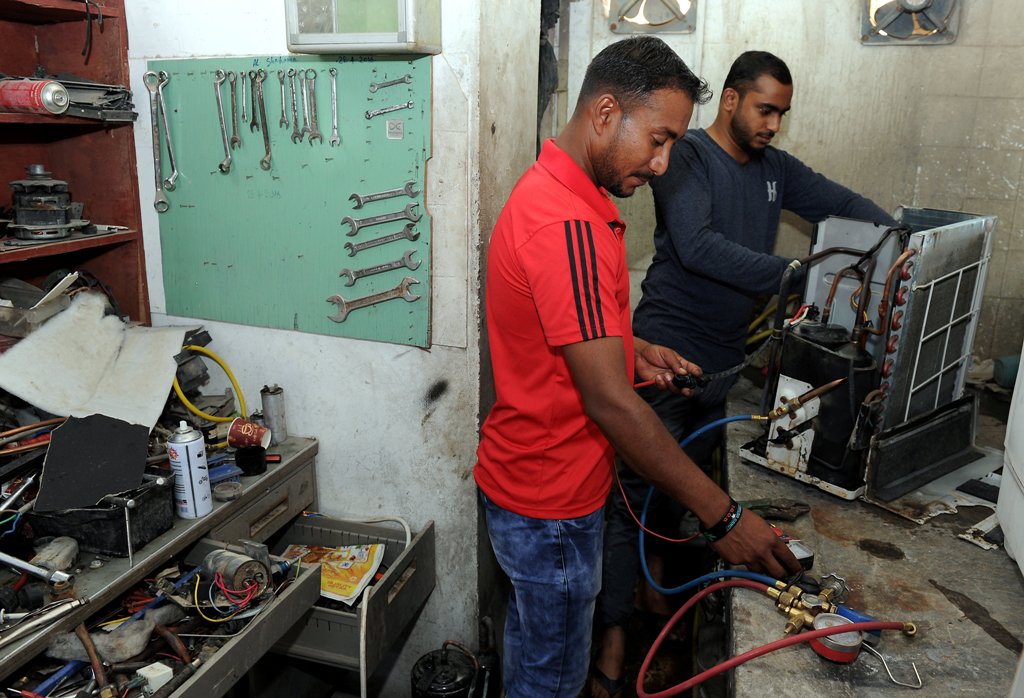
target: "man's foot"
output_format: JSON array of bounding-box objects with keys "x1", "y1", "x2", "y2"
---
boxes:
[{"x1": 587, "y1": 666, "x2": 625, "y2": 698}]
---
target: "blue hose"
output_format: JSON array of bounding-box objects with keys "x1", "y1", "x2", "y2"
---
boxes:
[{"x1": 638, "y1": 414, "x2": 781, "y2": 594}]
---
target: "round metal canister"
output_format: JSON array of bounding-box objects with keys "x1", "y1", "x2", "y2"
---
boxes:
[
  {"x1": 810, "y1": 612, "x2": 863, "y2": 663},
  {"x1": 167, "y1": 421, "x2": 212, "y2": 519},
  {"x1": 260, "y1": 384, "x2": 287, "y2": 445},
  {"x1": 411, "y1": 646, "x2": 478, "y2": 697},
  {"x1": 202, "y1": 549, "x2": 269, "y2": 595},
  {"x1": 0, "y1": 79, "x2": 70, "y2": 115}
]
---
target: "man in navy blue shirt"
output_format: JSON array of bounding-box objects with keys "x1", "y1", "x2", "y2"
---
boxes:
[{"x1": 589, "y1": 51, "x2": 897, "y2": 697}]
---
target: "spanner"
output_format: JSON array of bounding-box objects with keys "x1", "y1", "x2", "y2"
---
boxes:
[
  {"x1": 227, "y1": 71, "x2": 241, "y2": 149},
  {"x1": 143, "y1": 71, "x2": 169, "y2": 212},
  {"x1": 339, "y1": 250, "x2": 420, "y2": 287},
  {"x1": 299, "y1": 72, "x2": 311, "y2": 139},
  {"x1": 255, "y1": 69, "x2": 272, "y2": 171},
  {"x1": 277, "y1": 70, "x2": 289, "y2": 128},
  {"x1": 306, "y1": 69, "x2": 323, "y2": 145},
  {"x1": 342, "y1": 203, "x2": 421, "y2": 236},
  {"x1": 213, "y1": 70, "x2": 231, "y2": 174},
  {"x1": 156, "y1": 71, "x2": 178, "y2": 191},
  {"x1": 365, "y1": 101, "x2": 414, "y2": 120},
  {"x1": 326, "y1": 277, "x2": 420, "y2": 323},
  {"x1": 241, "y1": 72, "x2": 247, "y2": 124},
  {"x1": 288, "y1": 69, "x2": 302, "y2": 144},
  {"x1": 349, "y1": 180, "x2": 419, "y2": 209},
  {"x1": 344, "y1": 224, "x2": 420, "y2": 257},
  {"x1": 328, "y1": 67, "x2": 340, "y2": 147},
  {"x1": 368, "y1": 74, "x2": 412, "y2": 93},
  {"x1": 248, "y1": 70, "x2": 259, "y2": 133}
]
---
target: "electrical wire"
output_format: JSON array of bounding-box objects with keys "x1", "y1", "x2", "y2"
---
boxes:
[
  {"x1": 636, "y1": 579, "x2": 910, "y2": 698},
  {"x1": 171, "y1": 345, "x2": 247, "y2": 424}
]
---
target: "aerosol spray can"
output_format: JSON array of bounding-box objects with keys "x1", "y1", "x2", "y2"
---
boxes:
[
  {"x1": 0, "y1": 78, "x2": 70, "y2": 115},
  {"x1": 167, "y1": 421, "x2": 212, "y2": 519},
  {"x1": 260, "y1": 384, "x2": 288, "y2": 446}
]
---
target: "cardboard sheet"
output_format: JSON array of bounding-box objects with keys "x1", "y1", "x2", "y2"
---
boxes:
[{"x1": 0, "y1": 293, "x2": 190, "y2": 429}]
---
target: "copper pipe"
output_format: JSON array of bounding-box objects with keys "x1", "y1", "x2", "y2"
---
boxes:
[
  {"x1": 154, "y1": 624, "x2": 192, "y2": 664},
  {"x1": 821, "y1": 265, "x2": 864, "y2": 325},
  {"x1": 864, "y1": 249, "x2": 917, "y2": 337},
  {"x1": 75, "y1": 622, "x2": 108, "y2": 688}
]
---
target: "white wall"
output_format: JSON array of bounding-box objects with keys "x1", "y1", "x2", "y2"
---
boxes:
[
  {"x1": 123, "y1": 0, "x2": 524, "y2": 693},
  {"x1": 571, "y1": 0, "x2": 1024, "y2": 361}
]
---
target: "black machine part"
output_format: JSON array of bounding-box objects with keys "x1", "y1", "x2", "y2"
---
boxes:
[{"x1": 412, "y1": 641, "x2": 488, "y2": 698}]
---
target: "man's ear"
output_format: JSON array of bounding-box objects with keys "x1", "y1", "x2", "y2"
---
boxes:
[
  {"x1": 590, "y1": 94, "x2": 620, "y2": 136},
  {"x1": 721, "y1": 87, "x2": 740, "y2": 114}
]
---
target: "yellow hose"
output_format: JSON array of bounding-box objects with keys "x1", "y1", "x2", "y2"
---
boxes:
[{"x1": 171, "y1": 345, "x2": 247, "y2": 424}]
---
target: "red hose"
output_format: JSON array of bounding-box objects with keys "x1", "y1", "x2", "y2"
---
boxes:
[{"x1": 636, "y1": 579, "x2": 908, "y2": 698}]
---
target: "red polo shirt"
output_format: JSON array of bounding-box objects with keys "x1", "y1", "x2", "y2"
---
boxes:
[{"x1": 475, "y1": 139, "x2": 634, "y2": 519}]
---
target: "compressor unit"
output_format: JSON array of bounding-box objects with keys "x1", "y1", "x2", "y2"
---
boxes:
[{"x1": 741, "y1": 207, "x2": 995, "y2": 507}]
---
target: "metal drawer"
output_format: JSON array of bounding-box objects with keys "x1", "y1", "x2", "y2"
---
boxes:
[{"x1": 208, "y1": 460, "x2": 316, "y2": 544}]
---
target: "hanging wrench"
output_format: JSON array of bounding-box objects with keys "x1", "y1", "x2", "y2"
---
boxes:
[
  {"x1": 156, "y1": 71, "x2": 178, "y2": 191},
  {"x1": 277, "y1": 70, "x2": 289, "y2": 128},
  {"x1": 339, "y1": 250, "x2": 420, "y2": 287},
  {"x1": 227, "y1": 71, "x2": 241, "y2": 149},
  {"x1": 342, "y1": 203, "x2": 421, "y2": 236},
  {"x1": 241, "y1": 72, "x2": 247, "y2": 124},
  {"x1": 368, "y1": 74, "x2": 412, "y2": 93},
  {"x1": 306, "y1": 69, "x2": 323, "y2": 145},
  {"x1": 143, "y1": 71, "x2": 169, "y2": 212},
  {"x1": 299, "y1": 71, "x2": 311, "y2": 139},
  {"x1": 349, "y1": 180, "x2": 419, "y2": 209},
  {"x1": 365, "y1": 101, "x2": 414, "y2": 120},
  {"x1": 344, "y1": 224, "x2": 420, "y2": 257},
  {"x1": 255, "y1": 69, "x2": 272, "y2": 171},
  {"x1": 248, "y1": 70, "x2": 260, "y2": 133},
  {"x1": 328, "y1": 67, "x2": 340, "y2": 147},
  {"x1": 288, "y1": 69, "x2": 302, "y2": 144},
  {"x1": 213, "y1": 69, "x2": 231, "y2": 174},
  {"x1": 326, "y1": 277, "x2": 420, "y2": 323}
]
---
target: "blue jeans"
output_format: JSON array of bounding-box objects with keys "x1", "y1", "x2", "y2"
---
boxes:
[{"x1": 480, "y1": 490, "x2": 603, "y2": 698}]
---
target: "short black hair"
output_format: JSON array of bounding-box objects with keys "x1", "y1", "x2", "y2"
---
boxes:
[
  {"x1": 576, "y1": 36, "x2": 712, "y2": 113},
  {"x1": 723, "y1": 51, "x2": 792, "y2": 95}
]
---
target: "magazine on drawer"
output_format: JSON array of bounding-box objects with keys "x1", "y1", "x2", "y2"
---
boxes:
[{"x1": 281, "y1": 542, "x2": 385, "y2": 605}]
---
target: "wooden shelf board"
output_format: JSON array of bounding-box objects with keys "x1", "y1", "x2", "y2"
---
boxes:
[
  {"x1": 0, "y1": 230, "x2": 136, "y2": 264},
  {"x1": 0, "y1": 0, "x2": 122, "y2": 24}
]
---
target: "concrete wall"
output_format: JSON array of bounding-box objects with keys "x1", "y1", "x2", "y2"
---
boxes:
[
  {"x1": 570, "y1": 0, "x2": 1024, "y2": 360},
  {"x1": 124, "y1": 0, "x2": 537, "y2": 692}
]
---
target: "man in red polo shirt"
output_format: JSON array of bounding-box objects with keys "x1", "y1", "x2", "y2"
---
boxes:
[{"x1": 475, "y1": 36, "x2": 801, "y2": 698}]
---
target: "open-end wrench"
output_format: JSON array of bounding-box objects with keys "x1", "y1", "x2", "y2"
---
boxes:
[
  {"x1": 326, "y1": 277, "x2": 420, "y2": 323},
  {"x1": 156, "y1": 71, "x2": 179, "y2": 191},
  {"x1": 368, "y1": 74, "x2": 412, "y2": 93},
  {"x1": 248, "y1": 70, "x2": 259, "y2": 133},
  {"x1": 306, "y1": 69, "x2": 323, "y2": 145},
  {"x1": 328, "y1": 67, "x2": 340, "y2": 147},
  {"x1": 349, "y1": 180, "x2": 419, "y2": 209},
  {"x1": 143, "y1": 71, "x2": 169, "y2": 212},
  {"x1": 277, "y1": 70, "x2": 289, "y2": 129},
  {"x1": 339, "y1": 250, "x2": 420, "y2": 287},
  {"x1": 255, "y1": 69, "x2": 272, "y2": 171},
  {"x1": 365, "y1": 101, "x2": 414, "y2": 120},
  {"x1": 241, "y1": 71, "x2": 247, "y2": 124},
  {"x1": 299, "y1": 72, "x2": 311, "y2": 139},
  {"x1": 227, "y1": 71, "x2": 241, "y2": 149},
  {"x1": 213, "y1": 70, "x2": 231, "y2": 174},
  {"x1": 344, "y1": 224, "x2": 420, "y2": 257},
  {"x1": 288, "y1": 69, "x2": 302, "y2": 144},
  {"x1": 342, "y1": 203, "x2": 421, "y2": 236}
]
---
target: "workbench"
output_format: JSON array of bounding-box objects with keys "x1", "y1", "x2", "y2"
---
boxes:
[
  {"x1": 0, "y1": 437, "x2": 321, "y2": 696},
  {"x1": 724, "y1": 378, "x2": 1024, "y2": 697}
]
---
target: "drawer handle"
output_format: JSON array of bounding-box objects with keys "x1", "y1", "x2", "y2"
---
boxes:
[
  {"x1": 249, "y1": 498, "x2": 289, "y2": 538},
  {"x1": 387, "y1": 558, "x2": 416, "y2": 604}
]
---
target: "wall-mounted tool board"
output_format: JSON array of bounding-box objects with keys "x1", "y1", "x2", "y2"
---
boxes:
[{"x1": 148, "y1": 55, "x2": 431, "y2": 347}]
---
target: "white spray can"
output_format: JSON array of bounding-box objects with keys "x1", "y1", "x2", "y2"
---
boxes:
[{"x1": 167, "y1": 421, "x2": 212, "y2": 519}]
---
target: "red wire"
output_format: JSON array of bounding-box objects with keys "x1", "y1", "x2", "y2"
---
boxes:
[
  {"x1": 612, "y1": 462, "x2": 699, "y2": 544},
  {"x1": 637, "y1": 579, "x2": 908, "y2": 698}
]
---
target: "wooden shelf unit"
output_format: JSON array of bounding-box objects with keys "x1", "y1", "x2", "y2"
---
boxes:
[{"x1": 0, "y1": 0, "x2": 149, "y2": 323}]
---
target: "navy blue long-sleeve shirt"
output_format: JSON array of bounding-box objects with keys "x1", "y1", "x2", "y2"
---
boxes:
[{"x1": 633, "y1": 128, "x2": 897, "y2": 373}]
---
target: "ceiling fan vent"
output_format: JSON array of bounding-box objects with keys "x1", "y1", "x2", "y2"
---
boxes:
[{"x1": 861, "y1": 0, "x2": 961, "y2": 45}]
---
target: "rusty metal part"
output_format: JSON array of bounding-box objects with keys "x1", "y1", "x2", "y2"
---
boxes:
[
  {"x1": 154, "y1": 624, "x2": 191, "y2": 664},
  {"x1": 326, "y1": 276, "x2": 420, "y2": 323},
  {"x1": 76, "y1": 622, "x2": 109, "y2": 688}
]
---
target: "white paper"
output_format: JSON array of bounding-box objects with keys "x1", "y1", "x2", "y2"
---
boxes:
[{"x1": 0, "y1": 293, "x2": 191, "y2": 429}]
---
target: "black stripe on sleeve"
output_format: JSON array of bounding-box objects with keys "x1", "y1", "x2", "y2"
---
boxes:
[
  {"x1": 564, "y1": 219, "x2": 606, "y2": 340},
  {"x1": 565, "y1": 220, "x2": 589, "y2": 340}
]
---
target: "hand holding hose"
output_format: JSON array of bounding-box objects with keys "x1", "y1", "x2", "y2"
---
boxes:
[
  {"x1": 633, "y1": 339, "x2": 703, "y2": 394},
  {"x1": 708, "y1": 508, "x2": 802, "y2": 581}
]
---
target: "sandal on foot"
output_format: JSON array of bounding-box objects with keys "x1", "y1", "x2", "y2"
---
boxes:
[{"x1": 588, "y1": 667, "x2": 625, "y2": 698}]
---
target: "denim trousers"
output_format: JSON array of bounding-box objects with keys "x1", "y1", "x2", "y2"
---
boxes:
[{"x1": 480, "y1": 490, "x2": 603, "y2": 698}]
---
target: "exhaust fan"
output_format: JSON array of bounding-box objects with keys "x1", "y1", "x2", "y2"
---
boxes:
[{"x1": 861, "y1": 0, "x2": 960, "y2": 45}]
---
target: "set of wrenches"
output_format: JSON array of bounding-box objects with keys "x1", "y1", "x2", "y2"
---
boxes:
[
  {"x1": 144, "y1": 70, "x2": 177, "y2": 213},
  {"x1": 327, "y1": 179, "x2": 425, "y2": 322}
]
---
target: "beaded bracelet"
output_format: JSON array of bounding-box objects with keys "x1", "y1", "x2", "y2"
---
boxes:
[{"x1": 700, "y1": 499, "x2": 743, "y2": 543}]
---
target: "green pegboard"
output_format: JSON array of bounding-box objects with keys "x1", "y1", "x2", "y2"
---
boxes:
[{"x1": 148, "y1": 55, "x2": 431, "y2": 347}]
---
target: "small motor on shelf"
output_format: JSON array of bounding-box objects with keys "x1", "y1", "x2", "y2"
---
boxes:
[{"x1": 7, "y1": 164, "x2": 86, "y2": 240}]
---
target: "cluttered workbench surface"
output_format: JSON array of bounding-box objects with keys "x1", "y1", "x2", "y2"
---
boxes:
[{"x1": 724, "y1": 378, "x2": 1023, "y2": 697}]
